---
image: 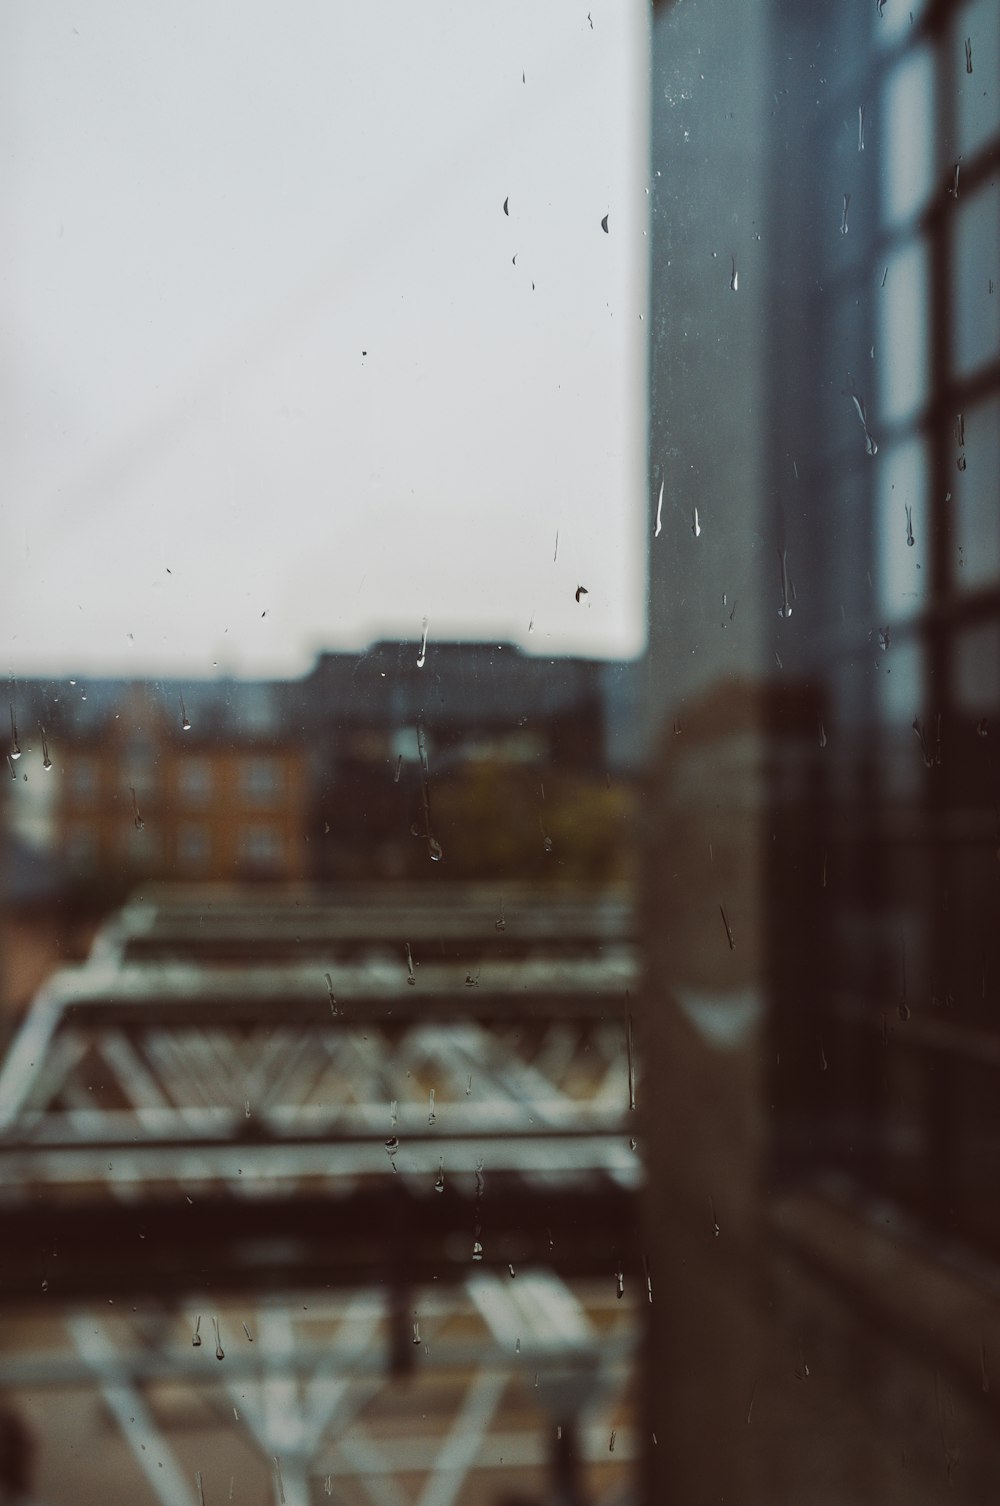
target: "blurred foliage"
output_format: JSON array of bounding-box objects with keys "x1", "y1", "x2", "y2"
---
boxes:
[{"x1": 427, "y1": 759, "x2": 637, "y2": 885}]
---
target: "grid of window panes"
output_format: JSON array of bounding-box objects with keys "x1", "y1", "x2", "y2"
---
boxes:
[{"x1": 767, "y1": 0, "x2": 1000, "y2": 1255}]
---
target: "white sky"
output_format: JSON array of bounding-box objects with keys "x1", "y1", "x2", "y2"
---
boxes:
[{"x1": 2, "y1": 1, "x2": 650, "y2": 680}]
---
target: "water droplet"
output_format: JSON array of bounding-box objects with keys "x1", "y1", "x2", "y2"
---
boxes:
[
  {"x1": 9, "y1": 706, "x2": 20, "y2": 759},
  {"x1": 213, "y1": 1316, "x2": 225, "y2": 1361},
  {"x1": 427, "y1": 1089, "x2": 436, "y2": 1125},
  {"x1": 244, "y1": 1098, "x2": 251, "y2": 1118},
  {"x1": 841, "y1": 193, "x2": 851, "y2": 236},
  {"x1": 710, "y1": 1196, "x2": 721, "y2": 1238},
  {"x1": 325, "y1": 972, "x2": 338, "y2": 1014},
  {"x1": 858, "y1": 104, "x2": 865, "y2": 152},
  {"x1": 393, "y1": 754, "x2": 402, "y2": 784},
  {"x1": 878, "y1": 626, "x2": 891, "y2": 652},
  {"x1": 242, "y1": 1322, "x2": 253, "y2": 1341},
  {"x1": 624, "y1": 991, "x2": 636, "y2": 1113},
  {"x1": 609, "y1": 1429, "x2": 617, "y2": 1453},
  {"x1": 495, "y1": 897, "x2": 506, "y2": 932},
  {"x1": 273, "y1": 1457, "x2": 286, "y2": 1506},
  {"x1": 390, "y1": 1098, "x2": 398, "y2": 1126},
  {"x1": 129, "y1": 784, "x2": 144, "y2": 830},
  {"x1": 180, "y1": 694, "x2": 191, "y2": 731},
  {"x1": 503, "y1": 196, "x2": 509, "y2": 216},
  {"x1": 719, "y1": 904, "x2": 735, "y2": 951},
  {"x1": 849, "y1": 386, "x2": 878, "y2": 456},
  {"x1": 197, "y1": 1470, "x2": 206, "y2": 1506},
  {"x1": 965, "y1": 36, "x2": 973, "y2": 73},
  {"x1": 40, "y1": 725, "x2": 52, "y2": 770},
  {"x1": 41, "y1": 1278, "x2": 48, "y2": 1292},
  {"x1": 405, "y1": 943, "x2": 416, "y2": 986},
  {"x1": 601, "y1": 213, "x2": 609, "y2": 233},
  {"x1": 692, "y1": 506, "x2": 701, "y2": 538},
  {"x1": 654, "y1": 478, "x2": 664, "y2": 538},
  {"x1": 616, "y1": 1264, "x2": 624, "y2": 1299},
  {"x1": 466, "y1": 1075, "x2": 473, "y2": 1096},
  {"x1": 464, "y1": 971, "x2": 480, "y2": 988},
  {"x1": 542, "y1": 835, "x2": 554, "y2": 854},
  {"x1": 434, "y1": 1160, "x2": 445, "y2": 1193},
  {"x1": 818, "y1": 720, "x2": 827, "y2": 749},
  {"x1": 820, "y1": 1042, "x2": 829, "y2": 1072},
  {"x1": 905, "y1": 504, "x2": 915, "y2": 547},
  {"x1": 730, "y1": 254, "x2": 738, "y2": 292},
  {"x1": 416, "y1": 617, "x2": 429, "y2": 668},
  {"x1": 508, "y1": 1263, "x2": 516, "y2": 1278},
  {"x1": 472, "y1": 1232, "x2": 484, "y2": 1262},
  {"x1": 644, "y1": 1254, "x2": 653, "y2": 1304},
  {"x1": 957, "y1": 453, "x2": 967, "y2": 472},
  {"x1": 192, "y1": 1316, "x2": 202, "y2": 1347},
  {"x1": 385, "y1": 1135, "x2": 399, "y2": 1169},
  {"x1": 575, "y1": 584, "x2": 589, "y2": 602},
  {"x1": 977, "y1": 718, "x2": 989, "y2": 739},
  {"x1": 412, "y1": 1316, "x2": 421, "y2": 1345}
]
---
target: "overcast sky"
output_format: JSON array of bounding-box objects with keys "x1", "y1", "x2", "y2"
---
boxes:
[{"x1": 3, "y1": 1, "x2": 649, "y2": 681}]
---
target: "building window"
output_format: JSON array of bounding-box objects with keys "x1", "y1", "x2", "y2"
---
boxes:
[
  {"x1": 239, "y1": 824, "x2": 283, "y2": 866},
  {"x1": 240, "y1": 756, "x2": 283, "y2": 803},
  {"x1": 176, "y1": 822, "x2": 211, "y2": 869},
  {"x1": 178, "y1": 757, "x2": 213, "y2": 804}
]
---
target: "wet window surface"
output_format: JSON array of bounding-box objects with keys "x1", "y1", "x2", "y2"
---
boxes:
[{"x1": 2, "y1": 1, "x2": 999, "y2": 1503}]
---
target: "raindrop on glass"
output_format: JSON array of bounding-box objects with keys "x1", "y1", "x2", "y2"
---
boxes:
[
  {"x1": 849, "y1": 388, "x2": 878, "y2": 456},
  {"x1": 129, "y1": 784, "x2": 144, "y2": 831}
]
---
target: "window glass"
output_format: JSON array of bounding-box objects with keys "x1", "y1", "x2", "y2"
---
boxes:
[{"x1": 3, "y1": 3, "x2": 1000, "y2": 1505}]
